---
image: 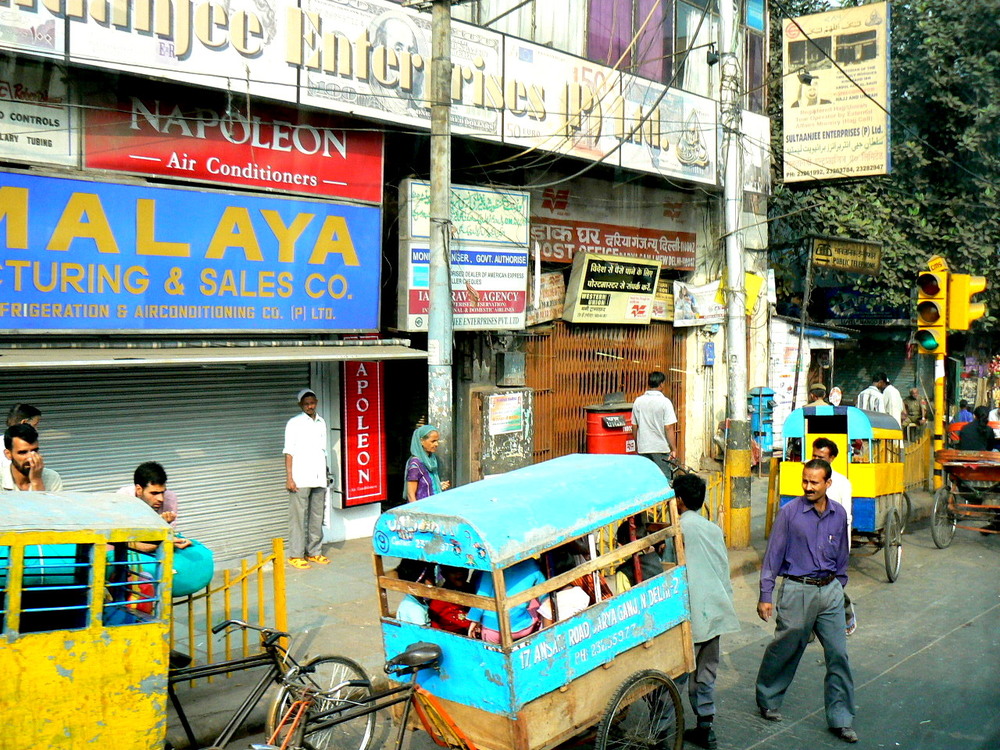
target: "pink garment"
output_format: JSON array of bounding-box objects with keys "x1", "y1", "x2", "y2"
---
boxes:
[{"x1": 480, "y1": 620, "x2": 539, "y2": 644}]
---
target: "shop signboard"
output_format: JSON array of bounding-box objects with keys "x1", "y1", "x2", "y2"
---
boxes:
[
  {"x1": 0, "y1": 171, "x2": 381, "y2": 332},
  {"x1": 0, "y1": 57, "x2": 77, "y2": 167},
  {"x1": 398, "y1": 179, "x2": 530, "y2": 331},
  {"x1": 84, "y1": 91, "x2": 384, "y2": 204},
  {"x1": 501, "y1": 38, "x2": 622, "y2": 164},
  {"x1": 672, "y1": 280, "x2": 727, "y2": 327},
  {"x1": 0, "y1": 0, "x2": 726, "y2": 182},
  {"x1": 529, "y1": 176, "x2": 699, "y2": 270},
  {"x1": 69, "y1": 0, "x2": 294, "y2": 102},
  {"x1": 811, "y1": 236, "x2": 882, "y2": 275},
  {"x1": 782, "y1": 2, "x2": 891, "y2": 182},
  {"x1": 297, "y1": 0, "x2": 504, "y2": 141},
  {"x1": 525, "y1": 270, "x2": 566, "y2": 327},
  {"x1": 341, "y1": 360, "x2": 387, "y2": 507},
  {"x1": 562, "y1": 253, "x2": 660, "y2": 325},
  {"x1": 617, "y1": 74, "x2": 718, "y2": 184}
]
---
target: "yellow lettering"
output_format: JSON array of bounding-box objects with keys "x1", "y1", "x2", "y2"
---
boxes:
[
  {"x1": 5, "y1": 259, "x2": 30, "y2": 291},
  {"x1": 124, "y1": 266, "x2": 150, "y2": 294},
  {"x1": 61, "y1": 263, "x2": 86, "y2": 293},
  {"x1": 261, "y1": 210, "x2": 314, "y2": 263},
  {"x1": 371, "y1": 45, "x2": 398, "y2": 86},
  {"x1": 206, "y1": 207, "x2": 263, "y2": 261},
  {"x1": 200, "y1": 268, "x2": 219, "y2": 295},
  {"x1": 307, "y1": 216, "x2": 359, "y2": 266},
  {"x1": 136, "y1": 199, "x2": 191, "y2": 257},
  {"x1": 0, "y1": 186, "x2": 28, "y2": 249},
  {"x1": 231, "y1": 10, "x2": 263, "y2": 56},
  {"x1": 194, "y1": 1, "x2": 228, "y2": 49},
  {"x1": 46, "y1": 193, "x2": 120, "y2": 254},
  {"x1": 305, "y1": 273, "x2": 325, "y2": 298}
]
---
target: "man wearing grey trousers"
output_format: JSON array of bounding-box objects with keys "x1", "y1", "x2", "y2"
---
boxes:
[
  {"x1": 755, "y1": 459, "x2": 858, "y2": 743},
  {"x1": 283, "y1": 388, "x2": 330, "y2": 570}
]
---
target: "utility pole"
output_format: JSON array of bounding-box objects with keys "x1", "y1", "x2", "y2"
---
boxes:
[
  {"x1": 421, "y1": 0, "x2": 455, "y2": 480},
  {"x1": 719, "y1": 0, "x2": 751, "y2": 547}
]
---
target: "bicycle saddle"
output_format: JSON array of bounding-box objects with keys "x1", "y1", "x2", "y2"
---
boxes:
[{"x1": 386, "y1": 642, "x2": 442, "y2": 670}]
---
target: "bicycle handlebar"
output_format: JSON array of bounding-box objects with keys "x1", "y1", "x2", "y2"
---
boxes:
[{"x1": 211, "y1": 619, "x2": 290, "y2": 645}]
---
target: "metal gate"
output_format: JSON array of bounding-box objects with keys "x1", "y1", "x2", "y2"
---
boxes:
[
  {"x1": 523, "y1": 321, "x2": 685, "y2": 463},
  {"x1": 0, "y1": 364, "x2": 309, "y2": 562}
]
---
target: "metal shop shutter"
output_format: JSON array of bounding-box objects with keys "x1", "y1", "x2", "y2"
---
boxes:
[{"x1": 0, "y1": 364, "x2": 309, "y2": 563}]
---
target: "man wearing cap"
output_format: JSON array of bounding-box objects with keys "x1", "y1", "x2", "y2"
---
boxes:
[
  {"x1": 807, "y1": 383, "x2": 829, "y2": 406},
  {"x1": 283, "y1": 389, "x2": 330, "y2": 570}
]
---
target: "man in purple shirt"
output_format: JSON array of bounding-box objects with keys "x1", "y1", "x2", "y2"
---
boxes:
[{"x1": 755, "y1": 459, "x2": 857, "y2": 743}]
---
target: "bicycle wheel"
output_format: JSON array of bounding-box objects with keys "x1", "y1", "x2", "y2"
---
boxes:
[
  {"x1": 412, "y1": 687, "x2": 477, "y2": 750},
  {"x1": 595, "y1": 670, "x2": 683, "y2": 750},
  {"x1": 267, "y1": 655, "x2": 376, "y2": 750},
  {"x1": 931, "y1": 487, "x2": 956, "y2": 549}
]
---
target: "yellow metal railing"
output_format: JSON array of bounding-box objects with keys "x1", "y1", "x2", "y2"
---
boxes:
[
  {"x1": 904, "y1": 430, "x2": 931, "y2": 491},
  {"x1": 595, "y1": 472, "x2": 726, "y2": 559},
  {"x1": 169, "y1": 537, "x2": 287, "y2": 677}
]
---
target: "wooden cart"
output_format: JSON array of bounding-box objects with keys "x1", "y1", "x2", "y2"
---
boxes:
[
  {"x1": 931, "y1": 449, "x2": 1000, "y2": 548},
  {"x1": 372, "y1": 453, "x2": 696, "y2": 750}
]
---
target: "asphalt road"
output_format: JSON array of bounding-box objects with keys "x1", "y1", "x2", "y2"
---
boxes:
[{"x1": 236, "y1": 515, "x2": 999, "y2": 750}]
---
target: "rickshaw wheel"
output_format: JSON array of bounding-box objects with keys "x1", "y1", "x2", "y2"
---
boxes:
[
  {"x1": 931, "y1": 487, "x2": 957, "y2": 549},
  {"x1": 899, "y1": 493, "x2": 912, "y2": 534},
  {"x1": 595, "y1": 670, "x2": 683, "y2": 750},
  {"x1": 266, "y1": 655, "x2": 376, "y2": 750},
  {"x1": 883, "y1": 508, "x2": 902, "y2": 582}
]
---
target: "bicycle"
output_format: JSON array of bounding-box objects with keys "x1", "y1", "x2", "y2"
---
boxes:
[
  {"x1": 255, "y1": 641, "x2": 476, "y2": 750},
  {"x1": 168, "y1": 619, "x2": 373, "y2": 750}
]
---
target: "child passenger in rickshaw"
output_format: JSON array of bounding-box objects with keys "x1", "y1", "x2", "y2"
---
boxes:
[
  {"x1": 614, "y1": 514, "x2": 666, "y2": 592},
  {"x1": 536, "y1": 544, "x2": 612, "y2": 627}
]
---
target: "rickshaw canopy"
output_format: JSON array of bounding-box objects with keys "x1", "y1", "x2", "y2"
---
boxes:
[
  {"x1": 0, "y1": 491, "x2": 168, "y2": 539},
  {"x1": 783, "y1": 405, "x2": 902, "y2": 441},
  {"x1": 373, "y1": 454, "x2": 672, "y2": 571}
]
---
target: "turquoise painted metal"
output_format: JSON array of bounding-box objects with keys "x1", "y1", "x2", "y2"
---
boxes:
[{"x1": 373, "y1": 453, "x2": 673, "y2": 571}]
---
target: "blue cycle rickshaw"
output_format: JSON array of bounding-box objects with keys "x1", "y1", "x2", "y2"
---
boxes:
[
  {"x1": 779, "y1": 405, "x2": 906, "y2": 582},
  {"x1": 372, "y1": 453, "x2": 695, "y2": 750}
]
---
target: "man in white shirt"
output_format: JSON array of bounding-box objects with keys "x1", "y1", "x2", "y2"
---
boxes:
[
  {"x1": 855, "y1": 377, "x2": 885, "y2": 414},
  {"x1": 1, "y1": 423, "x2": 63, "y2": 492},
  {"x1": 631, "y1": 371, "x2": 678, "y2": 478},
  {"x1": 812, "y1": 437, "x2": 857, "y2": 636},
  {"x1": 988, "y1": 402, "x2": 1000, "y2": 441},
  {"x1": 878, "y1": 373, "x2": 905, "y2": 426},
  {"x1": 283, "y1": 389, "x2": 330, "y2": 570}
]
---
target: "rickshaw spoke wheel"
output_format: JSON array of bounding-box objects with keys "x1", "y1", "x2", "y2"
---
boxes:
[
  {"x1": 883, "y1": 508, "x2": 902, "y2": 582},
  {"x1": 596, "y1": 670, "x2": 683, "y2": 750},
  {"x1": 931, "y1": 487, "x2": 957, "y2": 549},
  {"x1": 266, "y1": 656, "x2": 376, "y2": 750},
  {"x1": 899, "y1": 493, "x2": 912, "y2": 535}
]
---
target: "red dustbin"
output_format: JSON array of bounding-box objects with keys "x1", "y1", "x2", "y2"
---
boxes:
[{"x1": 584, "y1": 396, "x2": 635, "y2": 454}]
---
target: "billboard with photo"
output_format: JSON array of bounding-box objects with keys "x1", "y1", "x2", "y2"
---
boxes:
[{"x1": 782, "y1": 2, "x2": 891, "y2": 182}]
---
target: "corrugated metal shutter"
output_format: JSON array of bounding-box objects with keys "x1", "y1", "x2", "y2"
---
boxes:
[{"x1": 0, "y1": 364, "x2": 308, "y2": 563}]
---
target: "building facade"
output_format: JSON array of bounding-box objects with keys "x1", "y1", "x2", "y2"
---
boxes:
[{"x1": 0, "y1": 0, "x2": 772, "y2": 559}]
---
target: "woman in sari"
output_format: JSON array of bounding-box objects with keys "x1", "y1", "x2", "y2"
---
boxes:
[{"x1": 405, "y1": 424, "x2": 451, "y2": 502}]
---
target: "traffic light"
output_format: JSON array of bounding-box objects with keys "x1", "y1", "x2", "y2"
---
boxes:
[
  {"x1": 948, "y1": 274, "x2": 987, "y2": 330},
  {"x1": 915, "y1": 270, "x2": 948, "y2": 353}
]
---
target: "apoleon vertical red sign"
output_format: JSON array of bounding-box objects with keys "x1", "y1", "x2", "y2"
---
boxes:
[{"x1": 341, "y1": 361, "x2": 386, "y2": 507}]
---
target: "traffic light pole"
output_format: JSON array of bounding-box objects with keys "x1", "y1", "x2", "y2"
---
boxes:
[{"x1": 933, "y1": 353, "x2": 945, "y2": 489}]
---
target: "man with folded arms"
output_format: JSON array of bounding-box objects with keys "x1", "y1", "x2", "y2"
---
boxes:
[{"x1": 755, "y1": 459, "x2": 857, "y2": 743}]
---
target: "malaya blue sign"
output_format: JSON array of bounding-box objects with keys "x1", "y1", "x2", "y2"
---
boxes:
[{"x1": 0, "y1": 172, "x2": 381, "y2": 331}]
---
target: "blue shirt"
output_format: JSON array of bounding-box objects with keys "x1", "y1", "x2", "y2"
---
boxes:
[
  {"x1": 954, "y1": 408, "x2": 974, "y2": 423},
  {"x1": 466, "y1": 559, "x2": 547, "y2": 633},
  {"x1": 759, "y1": 495, "x2": 849, "y2": 604}
]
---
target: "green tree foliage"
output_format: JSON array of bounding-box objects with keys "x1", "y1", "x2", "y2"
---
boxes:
[{"x1": 768, "y1": 0, "x2": 1000, "y2": 326}]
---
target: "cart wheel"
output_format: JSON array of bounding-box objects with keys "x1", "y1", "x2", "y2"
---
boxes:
[
  {"x1": 595, "y1": 670, "x2": 683, "y2": 750},
  {"x1": 899, "y1": 492, "x2": 912, "y2": 534},
  {"x1": 883, "y1": 508, "x2": 902, "y2": 582},
  {"x1": 931, "y1": 487, "x2": 956, "y2": 549}
]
